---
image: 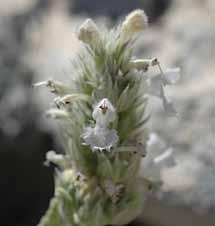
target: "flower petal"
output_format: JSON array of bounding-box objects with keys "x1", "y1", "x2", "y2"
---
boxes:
[{"x1": 81, "y1": 126, "x2": 118, "y2": 151}]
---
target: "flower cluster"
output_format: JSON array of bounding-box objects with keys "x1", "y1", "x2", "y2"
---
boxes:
[{"x1": 35, "y1": 9, "x2": 180, "y2": 226}]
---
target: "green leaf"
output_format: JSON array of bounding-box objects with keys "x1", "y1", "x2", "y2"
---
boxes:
[
  {"x1": 97, "y1": 152, "x2": 113, "y2": 179},
  {"x1": 116, "y1": 85, "x2": 130, "y2": 112}
]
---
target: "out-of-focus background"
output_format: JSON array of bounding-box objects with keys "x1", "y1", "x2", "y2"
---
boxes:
[{"x1": 0, "y1": 0, "x2": 214, "y2": 226}]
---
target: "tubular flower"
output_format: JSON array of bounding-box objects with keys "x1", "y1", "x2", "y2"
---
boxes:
[{"x1": 82, "y1": 98, "x2": 118, "y2": 151}]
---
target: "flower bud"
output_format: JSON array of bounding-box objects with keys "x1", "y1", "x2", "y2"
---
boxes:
[
  {"x1": 54, "y1": 94, "x2": 91, "y2": 108},
  {"x1": 46, "y1": 109, "x2": 69, "y2": 120},
  {"x1": 33, "y1": 79, "x2": 71, "y2": 96},
  {"x1": 78, "y1": 19, "x2": 101, "y2": 46},
  {"x1": 129, "y1": 58, "x2": 159, "y2": 71},
  {"x1": 120, "y1": 9, "x2": 148, "y2": 44},
  {"x1": 45, "y1": 150, "x2": 66, "y2": 167}
]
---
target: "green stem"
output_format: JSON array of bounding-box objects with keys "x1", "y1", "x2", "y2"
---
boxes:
[{"x1": 37, "y1": 197, "x2": 61, "y2": 226}]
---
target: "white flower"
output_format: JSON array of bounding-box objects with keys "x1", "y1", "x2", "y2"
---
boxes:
[
  {"x1": 77, "y1": 18, "x2": 101, "y2": 45},
  {"x1": 120, "y1": 9, "x2": 148, "y2": 44},
  {"x1": 82, "y1": 98, "x2": 118, "y2": 151},
  {"x1": 147, "y1": 68, "x2": 180, "y2": 117},
  {"x1": 148, "y1": 68, "x2": 180, "y2": 96},
  {"x1": 81, "y1": 126, "x2": 118, "y2": 152},
  {"x1": 141, "y1": 133, "x2": 175, "y2": 183}
]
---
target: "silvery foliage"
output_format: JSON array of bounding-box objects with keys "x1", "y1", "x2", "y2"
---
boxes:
[{"x1": 34, "y1": 9, "x2": 180, "y2": 226}]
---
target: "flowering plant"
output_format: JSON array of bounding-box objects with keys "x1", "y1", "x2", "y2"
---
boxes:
[{"x1": 35, "y1": 9, "x2": 180, "y2": 226}]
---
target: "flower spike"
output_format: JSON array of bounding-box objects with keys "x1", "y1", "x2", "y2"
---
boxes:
[{"x1": 36, "y1": 9, "x2": 180, "y2": 226}]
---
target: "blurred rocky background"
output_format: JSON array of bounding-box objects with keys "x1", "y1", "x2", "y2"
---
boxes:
[{"x1": 0, "y1": 0, "x2": 214, "y2": 226}]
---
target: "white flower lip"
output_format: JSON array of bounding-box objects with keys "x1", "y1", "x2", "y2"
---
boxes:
[{"x1": 81, "y1": 126, "x2": 118, "y2": 152}]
